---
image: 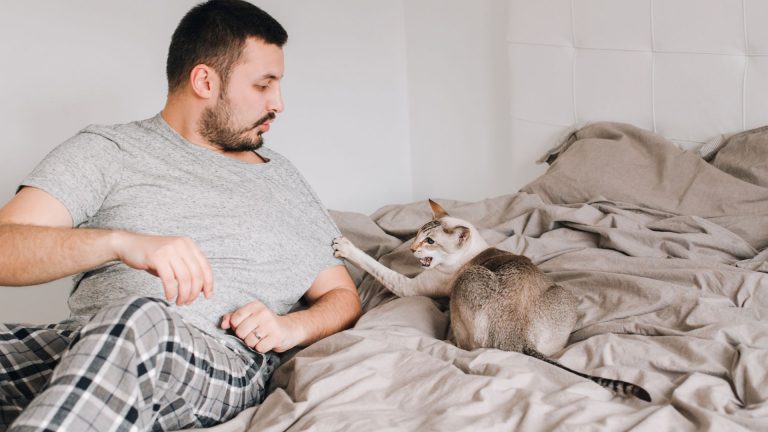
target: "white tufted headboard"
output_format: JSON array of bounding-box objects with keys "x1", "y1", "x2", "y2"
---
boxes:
[{"x1": 507, "y1": 0, "x2": 768, "y2": 184}]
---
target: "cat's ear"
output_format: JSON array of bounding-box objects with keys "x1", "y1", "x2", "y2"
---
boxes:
[
  {"x1": 428, "y1": 199, "x2": 449, "y2": 219},
  {"x1": 456, "y1": 226, "x2": 470, "y2": 247}
]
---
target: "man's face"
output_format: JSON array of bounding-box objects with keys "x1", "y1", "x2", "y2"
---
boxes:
[{"x1": 199, "y1": 38, "x2": 285, "y2": 152}]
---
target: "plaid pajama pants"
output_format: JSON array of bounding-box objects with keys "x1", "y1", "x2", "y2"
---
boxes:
[{"x1": 0, "y1": 297, "x2": 277, "y2": 432}]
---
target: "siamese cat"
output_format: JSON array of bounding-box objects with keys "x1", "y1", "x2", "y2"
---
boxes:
[{"x1": 332, "y1": 199, "x2": 651, "y2": 402}]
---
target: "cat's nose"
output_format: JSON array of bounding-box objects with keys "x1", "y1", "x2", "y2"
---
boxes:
[{"x1": 410, "y1": 244, "x2": 418, "y2": 253}]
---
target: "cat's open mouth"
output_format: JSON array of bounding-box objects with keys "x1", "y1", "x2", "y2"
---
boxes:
[{"x1": 419, "y1": 257, "x2": 432, "y2": 267}]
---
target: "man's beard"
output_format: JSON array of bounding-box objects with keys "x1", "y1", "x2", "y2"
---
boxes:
[{"x1": 198, "y1": 95, "x2": 275, "y2": 152}]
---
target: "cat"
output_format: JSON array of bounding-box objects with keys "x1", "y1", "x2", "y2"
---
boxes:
[{"x1": 332, "y1": 199, "x2": 651, "y2": 402}]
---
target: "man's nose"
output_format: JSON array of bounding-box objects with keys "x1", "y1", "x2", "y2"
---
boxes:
[{"x1": 268, "y1": 84, "x2": 284, "y2": 113}]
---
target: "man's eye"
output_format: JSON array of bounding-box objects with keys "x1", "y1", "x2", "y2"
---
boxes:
[{"x1": 425, "y1": 237, "x2": 434, "y2": 245}]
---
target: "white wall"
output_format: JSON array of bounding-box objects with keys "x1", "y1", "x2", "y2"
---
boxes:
[
  {"x1": 404, "y1": 0, "x2": 510, "y2": 203},
  {"x1": 262, "y1": 1, "x2": 413, "y2": 214},
  {"x1": 0, "y1": 0, "x2": 510, "y2": 323}
]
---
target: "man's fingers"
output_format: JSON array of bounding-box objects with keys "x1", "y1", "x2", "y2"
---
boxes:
[
  {"x1": 229, "y1": 308, "x2": 252, "y2": 328},
  {"x1": 253, "y1": 334, "x2": 275, "y2": 353},
  {"x1": 118, "y1": 233, "x2": 214, "y2": 305},
  {"x1": 157, "y1": 263, "x2": 178, "y2": 302},
  {"x1": 217, "y1": 301, "x2": 290, "y2": 352},
  {"x1": 179, "y1": 254, "x2": 203, "y2": 305},
  {"x1": 191, "y1": 247, "x2": 214, "y2": 299},
  {"x1": 237, "y1": 319, "x2": 259, "y2": 341},
  {"x1": 244, "y1": 324, "x2": 270, "y2": 352},
  {"x1": 170, "y1": 256, "x2": 192, "y2": 305},
  {"x1": 220, "y1": 313, "x2": 231, "y2": 329},
  {"x1": 202, "y1": 263, "x2": 213, "y2": 299}
]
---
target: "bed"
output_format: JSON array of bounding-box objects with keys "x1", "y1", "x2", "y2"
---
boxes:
[
  {"x1": 193, "y1": 121, "x2": 768, "y2": 431},
  {"x1": 192, "y1": 2, "x2": 768, "y2": 431}
]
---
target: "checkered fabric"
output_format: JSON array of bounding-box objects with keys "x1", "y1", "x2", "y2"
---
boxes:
[
  {"x1": 1, "y1": 297, "x2": 276, "y2": 432},
  {"x1": 0, "y1": 320, "x2": 79, "y2": 428}
]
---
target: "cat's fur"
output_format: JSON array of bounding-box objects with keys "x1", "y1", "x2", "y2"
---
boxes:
[{"x1": 333, "y1": 199, "x2": 651, "y2": 402}]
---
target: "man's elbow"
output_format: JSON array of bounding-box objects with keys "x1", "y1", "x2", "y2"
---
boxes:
[
  {"x1": 336, "y1": 286, "x2": 362, "y2": 329},
  {"x1": 316, "y1": 286, "x2": 360, "y2": 331}
]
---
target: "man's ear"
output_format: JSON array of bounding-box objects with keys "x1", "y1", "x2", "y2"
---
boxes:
[
  {"x1": 189, "y1": 64, "x2": 217, "y2": 99},
  {"x1": 428, "y1": 199, "x2": 449, "y2": 220}
]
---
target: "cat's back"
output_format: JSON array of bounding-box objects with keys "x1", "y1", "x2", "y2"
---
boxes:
[
  {"x1": 461, "y1": 248, "x2": 551, "y2": 292},
  {"x1": 450, "y1": 248, "x2": 554, "y2": 350},
  {"x1": 467, "y1": 247, "x2": 533, "y2": 272}
]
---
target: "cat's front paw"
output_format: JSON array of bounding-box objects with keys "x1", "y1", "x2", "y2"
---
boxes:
[{"x1": 332, "y1": 236, "x2": 354, "y2": 259}]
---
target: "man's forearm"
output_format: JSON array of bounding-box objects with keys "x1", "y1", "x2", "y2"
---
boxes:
[
  {"x1": 285, "y1": 288, "x2": 361, "y2": 347},
  {"x1": 0, "y1": 223, "x2": 119, "y2": 286}
]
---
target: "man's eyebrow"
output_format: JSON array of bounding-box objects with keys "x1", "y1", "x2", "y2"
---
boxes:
[{"x1": 260, "y1": 73, "x2": 283, "y2": 80}]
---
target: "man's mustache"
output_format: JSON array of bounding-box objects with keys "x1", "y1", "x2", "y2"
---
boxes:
[{"x1": 252, "y1": 112, "x2": 276, "y2": 129}]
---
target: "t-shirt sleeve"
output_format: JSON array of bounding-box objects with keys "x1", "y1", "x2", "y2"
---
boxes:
[{"x1": 20, "y1": 131, "x2": 123, "y2": 227}]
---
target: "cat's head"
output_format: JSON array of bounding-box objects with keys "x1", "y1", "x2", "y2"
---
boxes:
[{"x1": 410, "y1": 199, "x2": 475, "y2": 269}]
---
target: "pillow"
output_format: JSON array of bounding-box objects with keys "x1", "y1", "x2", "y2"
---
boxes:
[{"x1": 709, "y1": 125, "x2": 768, "y2": 188}]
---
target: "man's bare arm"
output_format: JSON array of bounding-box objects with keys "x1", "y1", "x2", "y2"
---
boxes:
[
  {"x1": 221, "y1": 264, "x2": 361, "y2": 352},
  {"x1": 283, "y1": 266, "x2": 361, "y2": 346},
  {"x1": 0, "y1": 223, "x2": 120, "y2": 286},
  {"x1": 0, "y1": 187, "x2": 213, "y2": 304}
]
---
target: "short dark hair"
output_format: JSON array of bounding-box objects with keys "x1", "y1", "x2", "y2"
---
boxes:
[{"x1": 166, "y1": 0, "x2": 288, "y2": 93}]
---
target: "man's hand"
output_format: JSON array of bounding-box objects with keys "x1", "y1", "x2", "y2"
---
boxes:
[
  {"x1": 112, "y1": 231, "x2": 214, "y2": 305},
  {"x1": 220, "y1": 300, "x2": 300, "y2": 353}
]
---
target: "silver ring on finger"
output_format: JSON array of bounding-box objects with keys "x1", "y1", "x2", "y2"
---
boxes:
[{"x1": 253, "y1": 329, "x2": 262, "y2": 341}]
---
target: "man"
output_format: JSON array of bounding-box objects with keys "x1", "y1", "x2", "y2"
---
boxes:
[{"x1": 0, "y1": 1, "x2": 361, "y2": 430}]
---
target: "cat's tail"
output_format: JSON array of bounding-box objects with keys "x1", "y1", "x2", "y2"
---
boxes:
[{"x1": 522, "y1": 346, "x2": 651, "y2": 402}]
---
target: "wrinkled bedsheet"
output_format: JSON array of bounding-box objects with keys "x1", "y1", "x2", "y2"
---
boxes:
[{"x1": 199, "y1": 122, "x2": 768, "y2": 431}]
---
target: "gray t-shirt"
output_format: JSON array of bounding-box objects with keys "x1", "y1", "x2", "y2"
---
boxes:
[{"x1": 22, "y1": 114, "x2": 343, "y2": 352}]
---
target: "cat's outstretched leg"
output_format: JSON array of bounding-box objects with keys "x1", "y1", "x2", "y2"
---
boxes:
[
  {"x1": 333, "y1": 236, "x2": 413, "y2": 297},
  {"x1": 333, "y1": 236, "x2": 450, "y2": 298}
]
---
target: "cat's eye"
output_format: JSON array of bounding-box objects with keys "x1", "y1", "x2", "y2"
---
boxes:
[{"x1": 425, "y1": 237, "x2": 434, "y2": 245}]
